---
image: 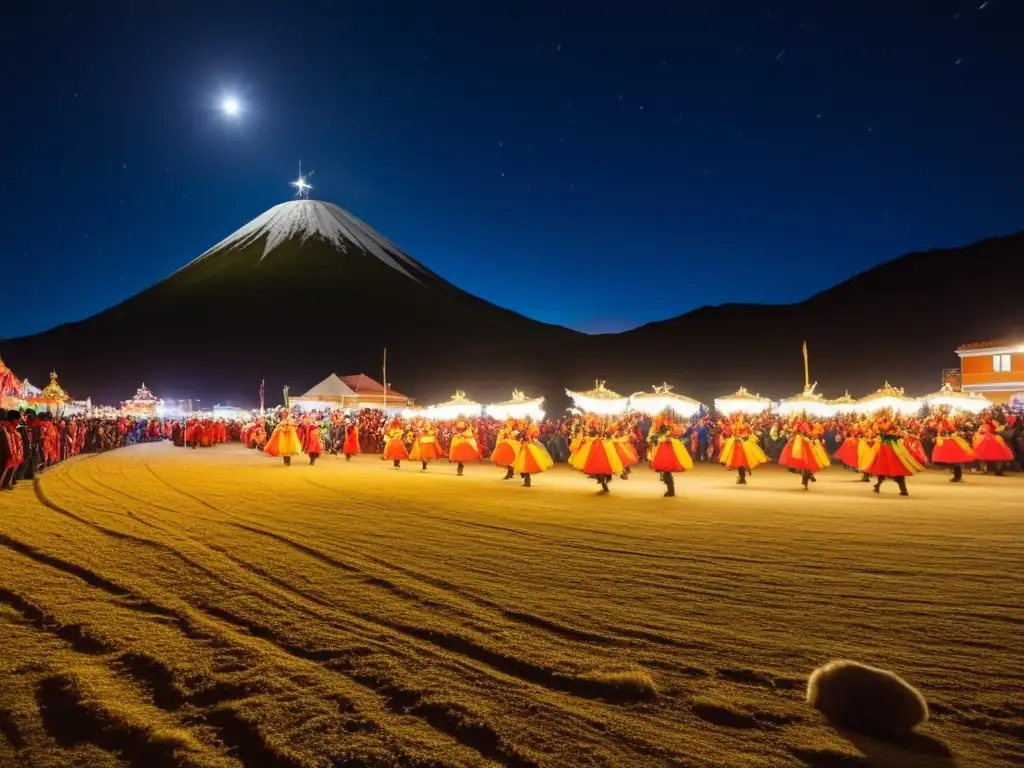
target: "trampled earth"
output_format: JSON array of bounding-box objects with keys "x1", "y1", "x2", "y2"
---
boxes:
[{"x1": 0, "y1": 445, "x2": 1021, "y2": 767}]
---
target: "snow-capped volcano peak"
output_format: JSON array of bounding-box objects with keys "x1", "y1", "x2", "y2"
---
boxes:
[{"x1": 185, "y1": 199, "x2": 432, "y2": 283}]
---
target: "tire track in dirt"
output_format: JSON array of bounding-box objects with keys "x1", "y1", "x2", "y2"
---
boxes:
[
  {"x1": 0, "y1": 532, "x2": 130, "y2": 596},
  {"x1": 34, "y1": 673, "x2": 193, "y2": 767},
  {"x1": 198, "y1": 603, "x2": 537, "y2": 768},
  {"x1": 223, "y1": 519, "x2": 633, "y2": 655},
  {"x1": 0, "y1": 587, "x2": 114, "y2": 654},
  {"x1": 0, "y1": 551, "x2": 400, "y2": 767},
  {"x1": 39, "y1": 465, "x2": 360, "y2": 628},
  {"x1": 35, "y1": 476, "x2": 250, "y2": 591},
  {"x1": 1, "y1": 580, "x2": 257, "y2": 768},
  {"x1": 59, "y1": 460, "x2": 167, "y2": 531},
  {"x1": 233, "y1": 514, "x2": 712, "y2": 660}
]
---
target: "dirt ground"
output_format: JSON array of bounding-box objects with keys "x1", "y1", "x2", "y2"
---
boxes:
[{"x1": 0, "y1": 443, "x2": 1021, "y2": 767}]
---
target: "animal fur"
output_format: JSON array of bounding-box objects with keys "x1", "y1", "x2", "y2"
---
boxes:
[{"x1": 806, "y1": 659, "x2": 928, "y2": 734}]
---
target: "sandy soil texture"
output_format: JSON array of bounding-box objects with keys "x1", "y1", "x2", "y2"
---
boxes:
[{"x1": 0, "y1": 444, "x2": 1021, "y2": 767}]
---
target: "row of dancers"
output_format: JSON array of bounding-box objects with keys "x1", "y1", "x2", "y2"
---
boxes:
[{"x1": 252, "y1": 410, "x2": 1016, "y2": 496}]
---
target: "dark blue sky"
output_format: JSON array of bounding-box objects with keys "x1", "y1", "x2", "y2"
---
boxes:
[{"x1": 2, "y1": 1, "x2": 1021, "y2": 337}]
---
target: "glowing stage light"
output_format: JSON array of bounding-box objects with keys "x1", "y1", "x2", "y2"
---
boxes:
[
  {"x1": 221, "y1": 97, "x2": 240, "y2": 116},
  {"x1": 923, "y1": 383, "x2": 991, "y2": 414},
  {"x1": 855, "y1": 381, "x2": 923, "y2": 415},
  {"x1": 629, "y1": 383, "x2": 702, "y2": 417},
  {"x1": 714, "y1": 386, "x2": 772, "y2": 415},
  {"x1": 776, "y1": 383, "x2": 837, "y2": 418},
  {"x1": 486, "y1": 390, "x2": 546, "y2": 422},
  {"x1": 566, "y1": 381, "x2": 628, "y2": 416}
]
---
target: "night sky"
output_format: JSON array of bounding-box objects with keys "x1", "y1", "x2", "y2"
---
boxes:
[{"x1": 3, "y1": 2, "x2": 1021, "y2": 338}]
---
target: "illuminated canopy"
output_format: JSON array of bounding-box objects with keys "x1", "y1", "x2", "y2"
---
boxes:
[
  {"x1": 827, "y1": 390, "x2": 859, "y2": 414},
  {"x1": 856, "y1": 381, "x2": 923, "y2": 415},
  {"x1": 566, "y1": 380, "x2": 628, "y2": 416},
  {"x1": 777, "y1": 383, "x2": 836, "y2": 418},
  {"x1": 714, "y1": 386, "x2": 771, "y2": 415},
  {"x1": 421, "y1": 390, "x2": 483, "y2": 420},
  {"x1": 486, "y1": 389, "x2": 546, "y2": 422},
  {"x1": 33, "y1": 371, "x2": 70, "y2": 403},
  {"x1": 121, "y1": 383, "x2": 160, "y2": 415},
  {"x1": 923, "y1": 383, "x2": 991, "y2": 413},
  {"x1": 629, "y1": 382, "x2": 702, "y2": 417}
]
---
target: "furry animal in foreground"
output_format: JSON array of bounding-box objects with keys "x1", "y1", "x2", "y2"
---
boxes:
[{"x1": 807, "y1": 659, "x2": 929, "y2": 734}]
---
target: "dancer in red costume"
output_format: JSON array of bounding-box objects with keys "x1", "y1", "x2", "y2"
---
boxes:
[
  {"x1": 249, "y1": 419, "x2": 267, "y2": 449},
  {"x1": 491, "y1": 418, "x2": 520, "y2": 480},
  {"x1": 382, "y1": 418, "x2": 410, "y2": 468},
  {"x1": 973, "y1": 413, "x2": 1013, "y2": 475},
  {"x1": 718, "y1": 414, "x2": 769, "y2": 485},
  {"x1": 448, "y1": 420, "x2": 481, "y2": 476},
  {"x1": 903, "y1": 419, "x2": 927, "y2": 466},
  {"x1": 302, "y1": 418, "x2": 324, "y2": 465},
  {"x1": 612, "y1": 425, "x2": 639, "y2": 481},
  {"x1": 185, "y1": 417, "x2": 199, "y2": 449},
  {"x1": 865, "y1": 416, "x2": 922, "y2": 496},
  {"x1": 264, "y1": 410, "x2": 303, "y2": 466},
  {"x1": 409, "y1": 421, "x2": 444, "y2": 471},
  {"x1": 647, "y1": 416, "x2": 693, "y2": 497},
  {"x1": 1, "y1": 410, "x2": 25, "y2": 491},
  {"x1": 571, "y1": 419, "x2": 622, "y2": 493},
  {"x1": 931, "y1": 415, "x2": 975, "y2": 482},
  {"x1": 831, "y1": 421, "x2": 864, "y2": 475},
  {"x1": 779, "y1": 417, "x2": 830, "y2": 490},
  {"x1": 513, "y1": 423, "x2": 554, "y2": 487},
  {"x1": 342, "y1": 420, "x2": 359, "y2": 461},
  {"x1": 197, "y1": 418, "x2": 212, "y2": 447}
]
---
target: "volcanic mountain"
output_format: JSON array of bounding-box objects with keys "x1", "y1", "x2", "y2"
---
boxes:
[
  {"x1": 3, "y1": 200, "x2": 579, "y2": 405},
  {"x1": 4, "y1": 199, "x2": 1022, "y2": 408}
]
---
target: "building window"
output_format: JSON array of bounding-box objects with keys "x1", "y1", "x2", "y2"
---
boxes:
[{"x1": 993, "y1": 353, "x2": 1011, "y2": 372}]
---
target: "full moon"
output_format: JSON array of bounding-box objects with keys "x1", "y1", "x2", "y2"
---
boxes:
[{"x1": 221, "y1": 97, "x2": 240, "y2": 116}]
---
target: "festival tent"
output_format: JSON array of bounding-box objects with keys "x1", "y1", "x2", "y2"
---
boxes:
[
  {"x1": 292, "y1": 374, "x2": 359, "y2": 410},
  {"x1": 922, "y1": 382, "x2": 991, "y2": 413},
  {"x1": 855, "y1": 381, "x2": 923, "y2": 415},
  {"x1": 25, "y1": 371, "x2": 72, "y2": 415},
  {"x1": 827, "y1": 391, "x2": 858, "y2": 414},
  {"x1": 486, "y1": 389, "x2": 546, "y2": 421},
  {"x1": 629, "y1": 383, "x2": 702, "y2": 417},
  {"x1": 566, "y1": 380, "x2": 629, "y2": 415},
  {"x1": 420, "y1": 390, "x2": 483, "y2": 420},
  {"x1": 777, "y1": 383, "x2": 836, "y2": 418},
  {"x1": 714, "y1": 386, "x2": 772, "y2": 415},
  {"x1": 338, "y1": 374, "x2": 413, "y2": 409},
  {"x1": 121, "y1": 383, "x2": 161, "y2": 415}
]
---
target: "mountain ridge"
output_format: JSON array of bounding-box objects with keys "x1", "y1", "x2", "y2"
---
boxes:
[{"x1": 3, "y1": 200, "x2": 1022, "y2": 407}]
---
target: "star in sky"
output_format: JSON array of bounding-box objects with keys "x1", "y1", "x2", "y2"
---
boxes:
[{"x1": 289, "y1": 163, "x2": 314, "y2": 198}]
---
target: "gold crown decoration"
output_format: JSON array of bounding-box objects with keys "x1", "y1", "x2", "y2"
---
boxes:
[
  {"x1": 830, "y1": 390, "x2": 856, "y2": 404},
  {"x1": 581, "y1": 380, "x2": 623, "y2": 399},
  {"x1": 40, "y1": 370, "x2": 70, "y2": 401}
]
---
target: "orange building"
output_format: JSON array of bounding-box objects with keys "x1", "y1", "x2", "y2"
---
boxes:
[{"x1": 955, "y1": 340, "x2": 1024, "y2": 404}]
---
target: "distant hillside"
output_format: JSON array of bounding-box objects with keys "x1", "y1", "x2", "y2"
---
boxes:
[
  {"x1": 549, "y1": 232, "x2": 1024, "y2": 406},
  {"x1": 4, "y1": 202, "x2": 1021, "y2": 409}
]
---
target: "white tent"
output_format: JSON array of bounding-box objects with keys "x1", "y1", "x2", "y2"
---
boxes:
[{"x1": 293, "y1": 374, "x2": 358, "y2": 410}]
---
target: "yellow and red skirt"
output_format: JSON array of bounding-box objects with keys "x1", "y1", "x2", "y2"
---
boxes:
[
  {"x1": 649, "y1": 437, "x2": 694, "y2": 473},
  {"x1": 720, "y1": 436, "x2": 768, "y2": 470}
]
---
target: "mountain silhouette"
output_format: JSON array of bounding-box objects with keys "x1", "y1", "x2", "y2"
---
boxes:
[
  {"x1": 3, "y1": 200, "x2": 576, "y2": 406},
  {"x1": 4, "y1": 200, "x2": 1021, "y2": 409},
  {"x1": 574, "y1": 231, "x2": 1024, "y2": 405}
]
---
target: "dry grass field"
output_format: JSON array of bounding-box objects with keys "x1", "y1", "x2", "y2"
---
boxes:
[{"x1": 0, "y1": 443, "x2": 1021, "y2": 768}]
